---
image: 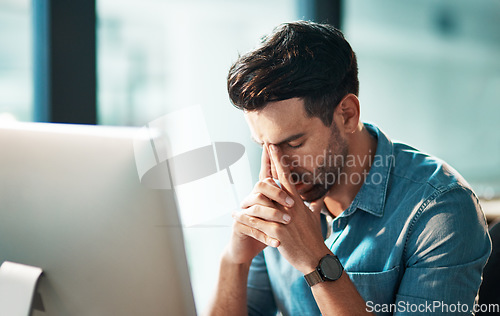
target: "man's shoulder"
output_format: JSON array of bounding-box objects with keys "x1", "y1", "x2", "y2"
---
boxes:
[
  {"x1": 364, "y1": 122, "x2": 471, "y2": 195},
  {"x1": 382, "y1": 140, "x2": 482, "y2": 225},
  {"x1": 390, "y1": 141, "x2": 470, "y2": 193}
]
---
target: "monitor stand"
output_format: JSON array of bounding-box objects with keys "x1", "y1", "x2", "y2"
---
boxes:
[{"x1": 0, "y1": 261, "x2": 43, "y2": 315}]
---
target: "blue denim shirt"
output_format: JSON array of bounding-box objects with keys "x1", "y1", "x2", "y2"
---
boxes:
[{"x1": 247, "y1": 123, "x2": 491, "y2": 316}]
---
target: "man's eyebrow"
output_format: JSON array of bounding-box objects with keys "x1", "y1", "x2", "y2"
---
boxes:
[
  {"x1": 275, "y1": 133, "x2": 305, "y2": 146},
  {"x1": 251, "y1": 133, "x2": 305, "y2": 146}
]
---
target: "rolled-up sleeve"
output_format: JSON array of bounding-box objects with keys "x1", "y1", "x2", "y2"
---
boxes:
[
  {"x1": 395, "y1": 185, "x2": 491, "y2": 315},
  {"x1": 247, "y1": 251, "x2": 278, "y2": 316}
]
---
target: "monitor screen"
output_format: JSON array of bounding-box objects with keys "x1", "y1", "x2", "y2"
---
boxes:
[{"x1": 0, "y1": 122, "x2": 196, "y2": 315}]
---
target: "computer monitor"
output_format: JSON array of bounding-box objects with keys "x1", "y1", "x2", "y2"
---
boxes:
[{"x1": 0, "y1": 122, "x2": 196, "y2": 315}]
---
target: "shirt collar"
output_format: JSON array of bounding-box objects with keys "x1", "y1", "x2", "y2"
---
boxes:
[{"x1": 342, "y1": 123, "x2": 394, "y2": 218}]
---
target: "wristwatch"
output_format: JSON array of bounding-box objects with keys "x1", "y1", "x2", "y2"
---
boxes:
[{"x1": 304, "y1": 254, "x2": 343, "y2": 287}]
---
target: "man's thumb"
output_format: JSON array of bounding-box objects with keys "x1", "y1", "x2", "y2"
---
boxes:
[{"x1": 308, "y1": 199, "x2": 324, "y2": 214}]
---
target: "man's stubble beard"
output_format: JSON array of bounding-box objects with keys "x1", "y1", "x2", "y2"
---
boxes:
[{"x1": 296, "y1": 122, "x2": 349, "y2": 203}]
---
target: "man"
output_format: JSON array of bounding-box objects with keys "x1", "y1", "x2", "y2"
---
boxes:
[{"x1": 207, "y1": 21, "x2": 491, "y2": 315}]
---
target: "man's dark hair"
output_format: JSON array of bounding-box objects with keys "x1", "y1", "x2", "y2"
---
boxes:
[{"x1": 227, "y1": 21, "x2": 359, "y2": 126}]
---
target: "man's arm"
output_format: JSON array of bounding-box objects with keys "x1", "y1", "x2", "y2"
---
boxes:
[
  {"x1": 311, "y1": 270, "x2": 374, "y2": 315},
  {"x1": 232, "y1": 144, "x2": 374, "y2": 315},
  {"x1": 393, "y1": 185, "x2": 491, "y2": 314},
  {"x1": 205, "y1": 145, "x2": 291, "y2": 315},
  {"x1": 205, "y1": 250, "x2": 251, "y2": 316}
]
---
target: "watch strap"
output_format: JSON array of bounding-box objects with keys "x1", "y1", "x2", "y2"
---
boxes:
[{"x1": 304, "y1": 269, "x2": 323, "y2": 287}]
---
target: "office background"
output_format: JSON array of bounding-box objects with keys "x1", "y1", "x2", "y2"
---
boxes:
[{"x1": 1, "y1": 0, "x2": 499, "y2": 311}]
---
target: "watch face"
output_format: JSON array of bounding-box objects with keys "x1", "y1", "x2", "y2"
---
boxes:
[{"x1": 320, "y1": 255, "x2": 343, "y2": 281}]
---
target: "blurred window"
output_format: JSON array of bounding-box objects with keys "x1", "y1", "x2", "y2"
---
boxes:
[
  {"x1": 344, "y1": 0, "x2": 500, "y2": 199},
  {"x1": 0, "y1": 0, "x2": 32, "y2": 122},
  {"x1": 97, "y1": 0, "x2": 299, "y2": 128}
]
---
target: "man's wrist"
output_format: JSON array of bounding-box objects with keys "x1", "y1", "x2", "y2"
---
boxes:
[
  {"x1": 304, "y1": 253, "x2": 344, "y2": 287},
  {"x1": 221, "y1": 247, "x2": 253, "y2": 270},
  {"x1": 300, "y1": 247, "x2": 333, "y2": 275}
]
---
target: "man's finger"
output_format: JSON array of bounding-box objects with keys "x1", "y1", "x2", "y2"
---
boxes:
[
  {"x1": 235, "y1": 205, "x2": 291, "y2": 224},
  {"x1": 309, "y1": 199, "x2": 325, "y2": 221},
  {"x1": 241, "y1": 181, "x2": 294, "y2": 209},
  {"x1": 233, "y1": 218, "x2": 280, "y2": 248},
  {"x1": 268, "y1": 144, "x2": 279, "y2": 180},
  {"x1": 269, "y1": 144, "x2": 299, "y2": 196},
  {"x1": 309, "y1": 199, "x2": 324, "y2": 213},
  {"x1": 259, "y1": 144, "x2": 272, "y2": 181}
]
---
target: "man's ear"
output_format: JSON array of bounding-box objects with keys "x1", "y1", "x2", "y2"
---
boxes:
[{"x1": 333, "y1": 94, "x2": 360, "y2": 134}]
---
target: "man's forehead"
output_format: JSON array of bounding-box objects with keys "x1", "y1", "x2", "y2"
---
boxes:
[{"x1": 244, "y1": 100, "x2": 310, "y2": 145}]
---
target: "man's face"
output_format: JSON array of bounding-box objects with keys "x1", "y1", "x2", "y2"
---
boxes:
[{"x1": 245, "y1": 98, "x2": 349, "y2": 202}]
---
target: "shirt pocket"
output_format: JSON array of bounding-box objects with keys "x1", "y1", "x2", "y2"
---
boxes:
[{"x1": 346, "y1": 266, "x2": 400, "y2": 307}]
